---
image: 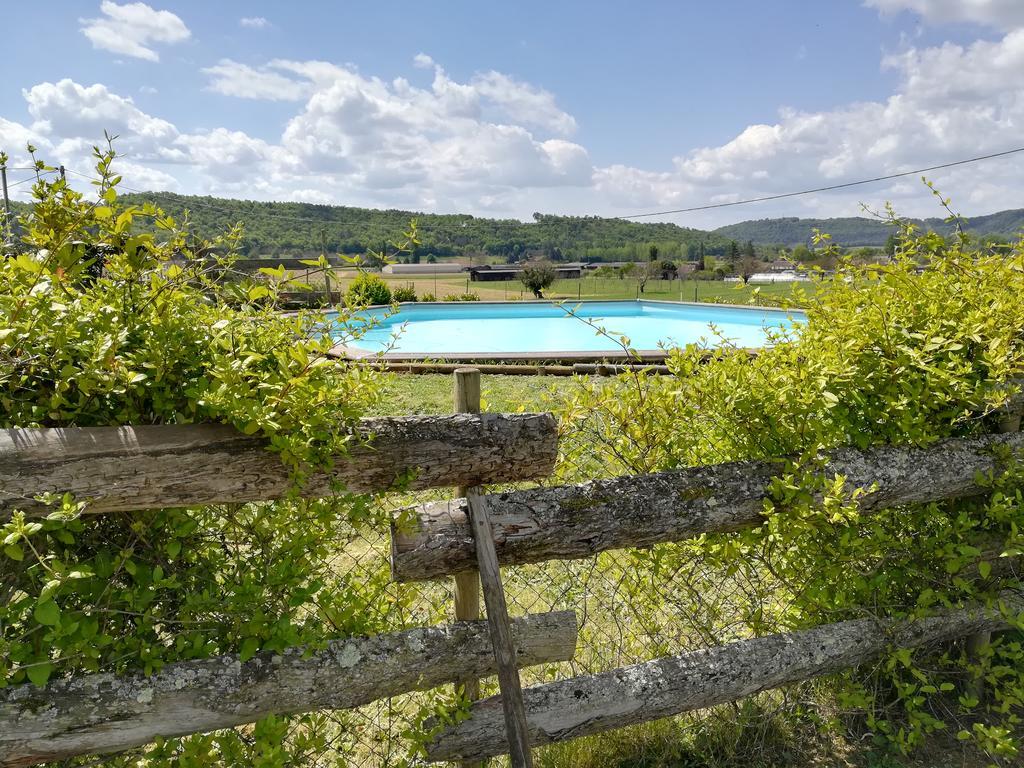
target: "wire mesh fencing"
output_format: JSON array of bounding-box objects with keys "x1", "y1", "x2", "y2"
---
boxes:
[{"x1": 295, "y1": 457, "x2": 781, "y2": 767}]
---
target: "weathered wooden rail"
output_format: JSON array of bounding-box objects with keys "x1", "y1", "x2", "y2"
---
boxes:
[
  {"x1": 424, "y1": 593, "x2": 1024, "y2": 762},
  {"x1": 0, "y1": 612, "x2": 576, "y2": 767},
  {"x1": 0, "y1": 413, "x2": 557, "y2": 519},
  {"x1": 392, "y1": 431, "x2": 1024, "y2": 581}
]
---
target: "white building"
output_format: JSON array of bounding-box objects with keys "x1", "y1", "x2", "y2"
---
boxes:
[{"x1": 382, "y1": 263, "x2": 467, "y2": 275}]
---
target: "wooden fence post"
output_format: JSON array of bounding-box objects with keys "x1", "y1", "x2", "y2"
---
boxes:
[
  {"x1": 465, "y1": 488, "x2": 535, "y2": 768},
  {"x1": 453, "y1": 368, "x2": 535, "y2": 768},
  {"x1": 453, "y1": 368, "x2": 484, "y2": 768}
]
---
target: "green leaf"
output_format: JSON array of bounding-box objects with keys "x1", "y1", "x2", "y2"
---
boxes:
[
  {"x1": 34, "y1": 600, "x2": 60, "y2": 627},
  {"x1": 26, "y1": 662, "x2": 53, "y2": 687},
  {"x1": 239, "y1": 637, "x2": 260, "y2": 662},
  {"x1": 3, "y1": 543, "x2": 23, "y2": 561}
]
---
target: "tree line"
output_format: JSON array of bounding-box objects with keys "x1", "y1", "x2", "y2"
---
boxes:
[{"x1": 111, "y1": 193, "x2": 740, "y2": 263}]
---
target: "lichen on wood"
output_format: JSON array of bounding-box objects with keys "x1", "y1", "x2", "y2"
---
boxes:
[
  {"x1": 391, "y1": 431, "x2": 1024, "y2": 582},
  {"x1": 0, "y1": 412, "x2": 558, "y2": 520},
  {"x1": 424, "y1": 593, "x2": 1024, "y2": 762},
  {"x1": 0, "y1": 611, "x2": 577, "y2": 767}
]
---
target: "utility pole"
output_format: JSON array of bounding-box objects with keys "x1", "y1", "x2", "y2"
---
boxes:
[
  {"x1": 320, "y1": 228, "x2": 332, "y2": 305},
  {"x1": 1, "y1": 163, "x2": 11, "y2": 247}
]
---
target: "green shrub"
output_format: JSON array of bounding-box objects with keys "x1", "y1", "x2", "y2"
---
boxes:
[
  {"x1": 558, "y1": 212, "x2": 1024, "y2": 759},
  {"x1": 392, "y1": 285, "x2": 417, "y2": 302},
  {"x1": 345, "y1": 271, "x2": 392, "y2": 305},
  {"x1": 0, "y1": 145, "x2": 388, "y2": 764},
  {"x1": 419, "y1": 291, "x2": 437, "y2": 302},
  {"x1": 442, "y1": 292, "x2": 480, "y2": 301}
]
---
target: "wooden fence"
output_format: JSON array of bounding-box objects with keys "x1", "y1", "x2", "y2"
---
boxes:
[{"x1": 0, "y1": 372, "x2": 1021, "y2": 767}]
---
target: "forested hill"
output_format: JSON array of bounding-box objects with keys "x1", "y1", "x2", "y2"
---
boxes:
[
  {"x1": 117, "y1": 192, "x2": 734, "y2": 262},
  {"x1": 714, "y1": 208, "x2": 1024, "y2": 247}
]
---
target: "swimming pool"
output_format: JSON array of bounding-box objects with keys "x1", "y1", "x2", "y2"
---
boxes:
[{"x1": 329, "y1": 300, "x2": 802, "y2": 360}]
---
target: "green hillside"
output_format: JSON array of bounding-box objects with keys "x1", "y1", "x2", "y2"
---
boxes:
[
  {"x1": 8, "y1": 188, "x2": 1020, "y2": 256},
  {"x1": 114, "y1": 192, "x2": 734, "y2": 262},
  {"x1": 714, "y1": 209, "x2": 1024, "y2": 246}
]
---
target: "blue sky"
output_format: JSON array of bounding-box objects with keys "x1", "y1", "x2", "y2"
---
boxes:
[{"x1": 1, "y1": 1, "x2": 1022, "y2": 226}]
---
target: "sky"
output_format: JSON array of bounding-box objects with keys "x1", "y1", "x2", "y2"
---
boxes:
[{"x1": 1, "y1": 0, "x2": 1022, "y2": 228}]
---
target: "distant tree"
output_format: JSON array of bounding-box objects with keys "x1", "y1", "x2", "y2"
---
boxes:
[
  {"x1": 884, "y1": 233, "x2": 898, "y2": 257},
  {"x1": 792, "y1": 243, "x2": 812, "y2": 261},
  {"x1": 648, "y1": 244, "x2": 659, "y2": 262},
  {"x1": 743, "y1": 240, "x2": 756, "y2": 260},
  {"x1": 519, "y1": 261, "x2": 557, "y2": 298},
  {"x1": 738, "y1": 254, "x2": 760, "y2": 284},
  {"x1": 638, "y1": 261, "x2": 658, "y2": 293},
  {"x1": 619, "y1": 262, "x2": 636, "y2": 279},
  {"x1": 851, "y1": 246, "x2": 880, "y2": 263},
  {"x1": 656, "y1": 260, "x2": 678, "y2": 280},
  {"x1": 426, "y1": 254, "x2": 437, "y2": 263},
  {"x1": 685, "y1": 242, "x2": 699, "y2": 261},
  {"x1": 728, "y1": 240, "x2": 740, "y2": 262},
  {"x1": 697, "y1": 241, "x2": 707, "y2": 271}
]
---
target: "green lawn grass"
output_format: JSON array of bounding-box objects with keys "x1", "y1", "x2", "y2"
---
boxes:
[{"x1": 372, "y1": 372, "x2": 577, "y2": 415}]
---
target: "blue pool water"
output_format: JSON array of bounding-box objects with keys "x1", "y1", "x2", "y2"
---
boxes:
[{"x1": 332, "y1": 301, "x2": 802, "y2": 356}]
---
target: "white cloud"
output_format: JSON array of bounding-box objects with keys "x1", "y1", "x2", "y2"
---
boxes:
[
  {"x1": 115, "y1": 160, "x2": 178, "y2": 189},
  {"x1": 194, "y1": 55, "x2": 588, "y2": 202},
  {"x1": 0, "y1": 118, "x2": 51, "y2": 175},
  {"x1": 80, "y1": 2, "x2": 190, "y2": 62},
  {"x1": 866, "y1": 0, "x2": 1024, "y2": 31},
  {"x1": 178, "y1": 128, "x2": 278, "y2": 182},
  {"x1": 274, "y1": 59, "x2": 590, "y2": 196},
  {"x1": 23, "y1": 79, "x2": 179, "y2": 160},
  {"x1": 470, "y1": 71, "x2": 576, "y2": 136},
  {"x1": 240, "y1": 16, "x2": 269, "y2": 29},
  {"x1": 202, "y1": 60, "x2": 313, "y2": 101},
  {"x1": 671, "y1": 30, "x2": 1024, "y2": 193}
]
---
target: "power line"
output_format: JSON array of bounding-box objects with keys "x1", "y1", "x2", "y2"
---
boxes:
[
  {"x1": 619, "y1": 146, "x2": 1024, "y2": 219},
  {"x1": 6, "y1": 171, "x2": 56, "y2": 188}
]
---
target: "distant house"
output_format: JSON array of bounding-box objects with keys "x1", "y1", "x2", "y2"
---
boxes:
[
  {"x1": 468, "y1": 266, "x2": 522, "y2": 282},
  {"x1": 383, "y1": 263, "x2": 466, "y2": 275},
  {"x1": 768, "y1": 258, "x2": 798, "y2": 273}
]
